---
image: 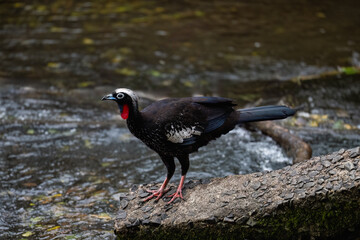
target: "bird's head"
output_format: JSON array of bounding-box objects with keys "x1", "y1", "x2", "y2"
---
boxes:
[{"x1": 102, "y1": 88, "x2": 139, "y2": 119}]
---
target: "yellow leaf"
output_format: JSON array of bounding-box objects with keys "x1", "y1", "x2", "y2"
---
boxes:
[
  {"x1": 84, "y1": 139, "x2": 93, "y2": 149},
  {"x1": 309, "y1": 120, "x2": 318, "y2": 127},
  {"x1": 50, "y1": 26, "x2": 65, "y2": 33},
  {"x1": 36, "y1": 5, "x2": 47, "y2": 12},
  {"x1": 47, "y1": 226, "x2": 60, "y2": 231},
  {"x1": 52, "y1": 193, "x2": 62, "y2": 198},
  {"x1": 183, "y1": 81, "x2": 193, "y2": 88},
  {"x1": 30, "y1": 216, "x2": 44, "y2": 223},
  {"x1": 101, "y1": 162, "x2": 111, "y2": 167},
  {"x1": 115, "y1": 68, "x2": 137, "y2": 76},
  {"x1": 14, "y1": 3, "x2": 24, "y2": 8},
  {"x1": 316, "y1": 12, "x2": 326, "y2": 18},
  {"x1": 149, "y1": 70, "x2": 161, "y2": 77},
  {"x1": 22, "y1": 231, "x2": 34, "y2": 237},
  {"x1": 27, "y1": 129, "x2": 35, "y2": 135},
  {"x1": 321, "y1": 115, "x2": 328, "y2": 120},
  {"x1": 155, "y1": 7, "x2": 165, "y2": 13},
  {"x1": 47, "y1": 62, "x2": 60, "y2": 68},
  {"x1": 78, "y1": 81, "x2": 95, "y2": 88},
  {"x1": 83, "y1": 38, "x2": 94, "y2": 45},
  {"x1": 91, "y1": 213, "x2": 111, "y2": 220},
  {"x1": 194, "y1": 10, "x2": 205, "y2": 17}
]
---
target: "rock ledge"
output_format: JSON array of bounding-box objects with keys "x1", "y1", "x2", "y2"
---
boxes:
[{"x1": 114, "y1": 147, "x2": 360, "y2": 240}]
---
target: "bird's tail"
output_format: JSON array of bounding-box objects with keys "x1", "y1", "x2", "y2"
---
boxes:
[{"x1": 237, "y1": 105, "x2": 298, "y2": 123}]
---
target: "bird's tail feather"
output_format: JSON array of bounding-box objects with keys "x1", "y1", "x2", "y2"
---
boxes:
[{"x1": 237, "y1": 105, "x2": 297, "y2": 123}]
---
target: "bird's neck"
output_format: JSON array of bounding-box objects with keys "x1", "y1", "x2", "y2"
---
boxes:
[{"x1": 125, "y1": 104, "x2": 143, "y2": 134}]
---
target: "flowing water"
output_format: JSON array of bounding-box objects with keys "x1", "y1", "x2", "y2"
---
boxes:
[{"x1": 1, "y1": 0, "x2": 360, "y2": 239}]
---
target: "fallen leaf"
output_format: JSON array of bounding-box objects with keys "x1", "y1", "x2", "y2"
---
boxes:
[
  {"x1": 91, "y1": 213, "x2": 111, "y2": 220},
  {"x1": 22, "y1": 231, "x2": 34, "y2": 237},
  {"x1": 30, "y1": 216, "x2": 44, "y2": 224},
  {"x1": 23, "y1": 182, "x2": 37, "y2": 187},
  {"x1": 47, "y1": 226, "x2": 60, "y2": 231},
  {"x1": 47, "y1": 62, "x2": 60, "y2": 68},
  {"x1": 83, "y1": 38, "x2": 94, "y2": 45},
  {"x1": 316, "y1": 12, "x2": 326, "y2": 18},
  {"x1": 115, "y1": 68, "x2": 137, "y2": 76},
  {"x1": 27, "y1": 129, "x2": 35, "y2": 135}
]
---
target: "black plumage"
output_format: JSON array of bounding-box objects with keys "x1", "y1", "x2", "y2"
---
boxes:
[{"x1": 102, "y1": 88, "x2": 297, "y2": 203}]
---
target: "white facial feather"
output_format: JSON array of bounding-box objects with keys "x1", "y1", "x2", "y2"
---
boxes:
[{"x1": 115, "y1": 88, "x2": 138, "y2": 106}]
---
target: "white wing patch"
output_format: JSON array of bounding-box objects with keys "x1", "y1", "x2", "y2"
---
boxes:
[{"x1": 166, "y1": 124, "x2": 202, "y2": 143}]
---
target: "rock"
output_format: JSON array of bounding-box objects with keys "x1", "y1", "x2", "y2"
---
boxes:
[
  {"x1": 304, "y1": 182, "x2": 315, "y2": 188},
  {"x1": 325, "y1": 182, "x2": 333, "y2": 190},
  {"x1": 138, "y1": 192, "x2": 151, "y2": 198},
  {"x1": 349, "y1": 147, "x2": 360, "y2": 158},
  {"x1": 118, "y1": 193, "x2": 128, "y2": 200},
  {"x1": 149, "y1": 218, "x2": 161, "y2": 226},
  {"x1": 317, "y1": 178, "x2": 324, "y2": 184},
  {"x1": 332, "y1": 155, "x2": 344, "y2": 163},
  {"x1": 309, "y1": 171, "x2": 319, "y2": 178},
  {"x1": 315, "y1": 185, "x2": 323, "y2": 192},
  {"x1": 338, "y1": 148, "x2": 345, "y2": 154},
  {"x1": 205, "y1": 216, "x2": 217, "y2": 223},
  {"x1": 114, "y1": 148, "x2": 360, "y2": 240},
  {"x1": 252, "y1": 192, "x2": 265, "y2": 199},
  {"x1": 283, "y1": 193, "x2": 294, "y2": 200},
  {"x1": 322, "y1": 160, "x2": 331, "y2": 168},
  {"x1": 127, "y1": 195, "x2": 136, "y2": 201},
  {"x1": 141, "y1": 206, "x2": 153, "y2": 213},
  {"x1": 200, "y1": 178, "x2": 211, "y2": 184},
  {"x1": 117, "y1": 210, "x2": 127, "y2": 220},
  {"x1": 344, "y1": 161, "x2": 355, "y2": 171},
  {"x1": 224, "y1": 216, "x2": 235, "y2": 223},
  {"x1": 246, "y1": 217, "x2": 257, "y2": 227},
  {"x1": 130, "y1": 185, "x2": 138, "y2": 192},
  {"x1": 224, "y1": 190, "x2": 237, "y2": 195},
  {"x1": 120, "y1": 199, "x2": 129, "y2": 209},
  {"x1": 235, "y1": 194, "x2": 246, "y2": 199},
  {"x1": 250, "y1": 182, "x2": 261, "y2": 190},
  {"x1": 315, "y1": 165, "x2": 323, "y2": 171}
]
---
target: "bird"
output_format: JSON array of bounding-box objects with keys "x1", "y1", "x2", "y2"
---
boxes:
[{"x1": 102, "y1": 88, "x2": 297, "y2": 204}]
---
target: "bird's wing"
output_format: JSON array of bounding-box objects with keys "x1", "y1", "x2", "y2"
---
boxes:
[{"x1": 160, "y1": 97, "x2": 235, "y2": 145}]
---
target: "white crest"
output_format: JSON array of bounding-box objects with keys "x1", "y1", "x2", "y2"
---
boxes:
[{"x1": 115, "y1": 88, "x2": 139, "y2": 106}]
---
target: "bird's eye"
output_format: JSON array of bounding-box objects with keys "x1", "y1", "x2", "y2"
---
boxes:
[{"x1": 116, "y1": 93, "x2": 125, "y2": 99}]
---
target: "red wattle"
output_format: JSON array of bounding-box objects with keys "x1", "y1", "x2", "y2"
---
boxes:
[{"x1": 121, "y1": 104, "x2": 129, "y2": 119}]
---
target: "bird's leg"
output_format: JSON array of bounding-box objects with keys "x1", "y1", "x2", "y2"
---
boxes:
[
  {"x1": 167, "y1": 154, "x2": 189, "y2": 204},
  {"x1": 167, "y1": 175, "x2": 185, "y2": 204},
  {"x1": 143, "y1": 155, "x2": 175, "y2": 202},
  {"x1": 143, "y1": 177, "x2": 171, "y2": 202}
]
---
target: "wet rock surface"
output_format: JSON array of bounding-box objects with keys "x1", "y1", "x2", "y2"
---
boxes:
[{"x1": 114, "y1": 147, "x2": 360, "y2": 239}]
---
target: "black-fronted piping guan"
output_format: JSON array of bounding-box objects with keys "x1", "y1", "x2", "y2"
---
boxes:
[{"x1": 102, "y1": 88, "x2": 297, "y2": 204}]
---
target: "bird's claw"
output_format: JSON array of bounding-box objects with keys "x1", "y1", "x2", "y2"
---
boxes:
[
  {"x1": 143, "y1": 188, "x2": 170, "y2": 202},
  {"x1": 167, "y1": 189, "x2": 183, "y2": 204}
]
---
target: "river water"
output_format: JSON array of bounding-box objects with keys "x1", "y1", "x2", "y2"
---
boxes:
[{"x1": 1, "y1": 0, "x2": 360, "y2": 239}]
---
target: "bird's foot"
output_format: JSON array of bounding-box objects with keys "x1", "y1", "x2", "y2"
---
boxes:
[
  {"x1": 143, "y1": 188, "x2": 170, "y2": 202},
  {"x1": 166, "y1": 189, "x2": 183, "y2": 204}
]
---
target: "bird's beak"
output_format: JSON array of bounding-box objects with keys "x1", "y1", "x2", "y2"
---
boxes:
[{"x1": 101, "y1": 94, "x2": 116, "y2": 101}]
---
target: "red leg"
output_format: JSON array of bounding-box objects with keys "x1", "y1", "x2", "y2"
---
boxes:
[
  {"x1": 167, "y1": 175, "x2": 186, "y2": 204},
  {"x1": 143, "y1": 177, "x2": 170, "y2": 202}
]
